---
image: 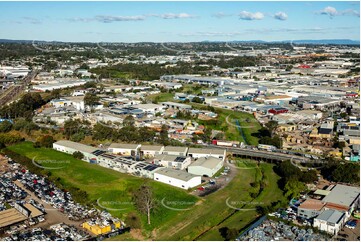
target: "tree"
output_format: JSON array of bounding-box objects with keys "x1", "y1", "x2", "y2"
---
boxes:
[
  {"x1": 284, "y1": 179, "x2": 306, "y2": 199},
  {"x1": 123, "y1": 115, "x2": 135, "y2": 127},
  {"x1": 36, "y1": 135, "x2": 55, "y2": 148},
  {"x1": 192, "y1": 96, "x2": 203, "y2": 103},
  {"x1": 133, "y1": 183, "x2": 156, "y2": 225},
  {"x1": 84, "y1": 93, "x2": 100, "y2": 108},
  {"x1": 0, "y1": 121, "x2": 13, "y2": 133},
  {"x1": 159, "y1": 124, "x2": 169, "y2": 145},
  {"x1": 73, "y1": 151, "x2": 84, "y2": 160},
  {"x1": 265, "y1": 120, "x2": 278, "y2": 136},
  {"x1": 64, "y1": 119, "x2": 81, "y2": 138}
]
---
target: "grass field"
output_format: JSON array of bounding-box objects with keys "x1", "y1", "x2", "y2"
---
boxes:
[
  {"x1": 191, "y1": 103, "x2": 261, "y2": 146},
  {"x1": 7, "y1": 142, "x2": 283, "y2": 240},
  {"x1": 7, "y1": 142, "x2": 198, "y2": 232}
]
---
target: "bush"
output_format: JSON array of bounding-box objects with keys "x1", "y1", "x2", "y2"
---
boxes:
[{"x1": 73, "y1": 151, "x2": 84, "y2": 160}]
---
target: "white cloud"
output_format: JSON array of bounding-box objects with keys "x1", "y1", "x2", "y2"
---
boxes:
[
  {"x1": 317, "y1": 6, "x2": 360, "y2": 18},
  {"x1": 95, "y1": 15, "x2": 145, "y2": 23},
  {"x1": 152, "y1": 13, "x2": 196, "y2": 19},
  {"x1": 273, "y1": 12, "x2": 288, "y2": 21},
  {"x1": 319, "y1": 6, "x2": 338, "y2": 17},
  {"x1": 239, "y1": 11, "x2": 264, "y2": 20}
]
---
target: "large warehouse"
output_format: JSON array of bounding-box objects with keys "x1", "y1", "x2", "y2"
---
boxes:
[
  {"x1": 53, "y1": 140, "x2": 105, "y2": 163},
  {"x1": 154, "y1": 168, "x2": 201, "y2": 189},
  {"x1": 188, "y1": 156, "x2": 223, "y2": 177}
]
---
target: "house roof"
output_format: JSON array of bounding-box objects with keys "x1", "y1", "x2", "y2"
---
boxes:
[
  {"x1": 315, "y1": 209, "x2": 345, "y2": 224},
  {"x1": 189, "y1": 156, "x2": 223, "y2": 170},
  {"x1": 322, "y1": 184, "x2": 360, "y2": 208},
  {"x1": 155, "y1": 168, "x2": 199, "y2": 182},
  {"x1": 54, "y1": 140, "x2": 99, "y2": 154},
  {"x1": 298, "y1": 199, "x2": 325, "y2": 211},
  {"x1": 109, "y1": 143, "x2": 139, "y2": 150}
]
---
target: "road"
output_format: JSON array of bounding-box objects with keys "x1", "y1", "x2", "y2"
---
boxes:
[
  {"x1": 0, "y1": 71, "x2": 37, "y2": 106},
  {"x1": 206, "y1": 144, "x2": 312, "y2": 163}
]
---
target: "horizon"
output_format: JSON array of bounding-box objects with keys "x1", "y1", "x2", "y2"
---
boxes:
[{"x1": 0, "y1": 1, "x2": 360, "y2": 43}]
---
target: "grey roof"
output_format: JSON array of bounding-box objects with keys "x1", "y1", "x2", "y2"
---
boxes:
[
  {"x1": 109, "y1": 143, "x2": 139, "y2": 150},
  {"x1": 154, "y1": 154, "x2": 186, "y2": 162},
  {"x1": 54, "y1": 140, "x2": 99, "y2": 154},
  {"x1": 141, "y1": 145, "x2": 164, "y2": 152},
  {"x1": 163, "y1": 146, "x2": 188, "y2": 153},
  {"x1": 322, "y1": 184, "x2": 360, "y2": 208},
  {"x1": 315, "y1": 209, "x2": 345, "y2": 224},
  {"x1": 155, "y1": 168, "x2": 199, "y2": 182},
  {"x1": 187, "y1": 148, "x2": 226, "y2": 156},
  {"x1": 189, "y1": 157, "x2": 223, "y2": 169}
]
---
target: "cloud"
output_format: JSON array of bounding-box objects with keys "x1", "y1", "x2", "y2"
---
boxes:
[
  {"x1": 317, "y1": 6, "x2": 360, "y2": 18},
  {"x1": 95, "y1": 15, "x2": 145, "y2": 23},
  {"x1": 319, "y1": 6, "x2": 338, "y2": 17},
  {"x1": 211, "y1": 12, "x2": 233, "y2": 18},
  {"x1": 22, "y1": 17, "x2": 42, "y2": 24},
  {"x1": 68, "y1": 15, "x2": 145, "y2": 23},
  {"x1": 273, "y1": 12, "x2": 288, "y2": 21},
  {"x1": 239, "y1": 11, "x2": 264, "y2": 20},
  {"x1": 152, "y1": 13, "x2": 197, "y2": 19}
]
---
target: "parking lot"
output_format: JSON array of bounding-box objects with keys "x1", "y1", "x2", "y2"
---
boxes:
[{"x1": 335, "y1": 219, "x2": 360, "y2": 241}]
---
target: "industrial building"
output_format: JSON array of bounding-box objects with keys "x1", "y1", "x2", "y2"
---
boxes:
[
  {"x1": 187, "y1": 148, "x2": 226, "y2": 161},
  {"x1": 53, "y1": 140, "x2": 105, "y2": 163},
  {"x1": 162, "y1": 146, "x2": 188, "y2": 156},
  {"x1": 140, "y1": 145, "x2": 164, "y2": 158},
  {"x1": 82, "y1": 219, "x2": 122, "y2": 235},
  {"x1": 154, "y1": 168, "x2": 201, "y2": 189},
  {"x1": 108, "y1": 143, "x2": 140, "y2": 156},
  {"x1": 313, "y1": 209, "x2": 346, "y2": 235},
  {"x1": 188, "y1": 156, "x2": 223, "y2": 177},
  {"x1": 153, "y1": 154, "x2": 191, "y2": 170}
]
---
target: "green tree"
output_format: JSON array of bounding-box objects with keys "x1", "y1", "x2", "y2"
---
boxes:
[
  {"x1": 123, "y1": 115, "x2": 135, "y2": 127},
  {"x1": 0, "y1": 121, "x2": 13, "y2": 133},
  {"x1": 284, "y1": 179, "x2": 306, "y2": 199},
  {"x1": 84, "y1": 93, "x2": 100, "y2": 107},
  {"x1": 73, "y1": 151, "x2": 84, "y2": 160}
]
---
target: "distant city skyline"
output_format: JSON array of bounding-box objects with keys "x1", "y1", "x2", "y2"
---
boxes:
[{"x1": 0, "y1": 1, "x2": 359, "y2": 42}]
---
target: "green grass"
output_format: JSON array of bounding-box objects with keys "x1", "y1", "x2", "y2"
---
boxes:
[
  {"x1": 146, "y1": 92, "x2": 174, "y2": 103},
  {"x1": 235, "y1": 159, "x2": 258, "y2": 169},
  {"x1": 197, "y1": 163, "x2": 286, "y2": 240},
  {"x1": 7, "y1": 142, "x2": 198, "y2": 231}
]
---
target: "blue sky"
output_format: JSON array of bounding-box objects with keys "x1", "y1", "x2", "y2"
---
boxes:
[{"x1": 0, "y1": 1, "x2": 359, "y2": 42}]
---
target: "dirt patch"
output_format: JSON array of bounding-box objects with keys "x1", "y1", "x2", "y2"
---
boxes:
[{"x1": 130, "y1": 229, "x2": 146, "y2": 241}]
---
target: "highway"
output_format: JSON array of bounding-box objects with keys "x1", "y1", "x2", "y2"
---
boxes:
[{"x1": 207, "y1": 144, "x2": 312, "y2": 163}]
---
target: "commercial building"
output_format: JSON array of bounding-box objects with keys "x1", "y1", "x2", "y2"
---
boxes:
[
  {"x1": 108, "y1": 143, "x2": 141, "y2": 156},
  {"x1": 187, "y1": 148, "x2": 226, "y2": 161},
  {"x1": 297, "y1": 199, "x2": 325, "y2": 219},
  {"x1": 162, "y1": 146, "x2": 188, "y2": 156},
  {"x1": 140, "y1": 145, "x2": 164, "y2": 158},
  {"x1": 160, "y1": 102, "x2": 192, "y2": 111},
  {"x1": 153, "y1": 154, "x2": 191, "y2": 170},
  {"x1": 154, "y1": 168, "x2": 201, "y2": 189},
  {"x1": 313, "y1": 209, "x2": 346, "y2": 235},
  {"x1": 188, "y1": 156, "x2": 223, "y2": 177},
  {"x1": 53, "y1": 140, "x2": 105, "y2": 163}
]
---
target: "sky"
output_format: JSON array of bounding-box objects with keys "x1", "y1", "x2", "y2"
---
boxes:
[{"x1": 0, "y1": 1, "x2": 359, "y2": 42}]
